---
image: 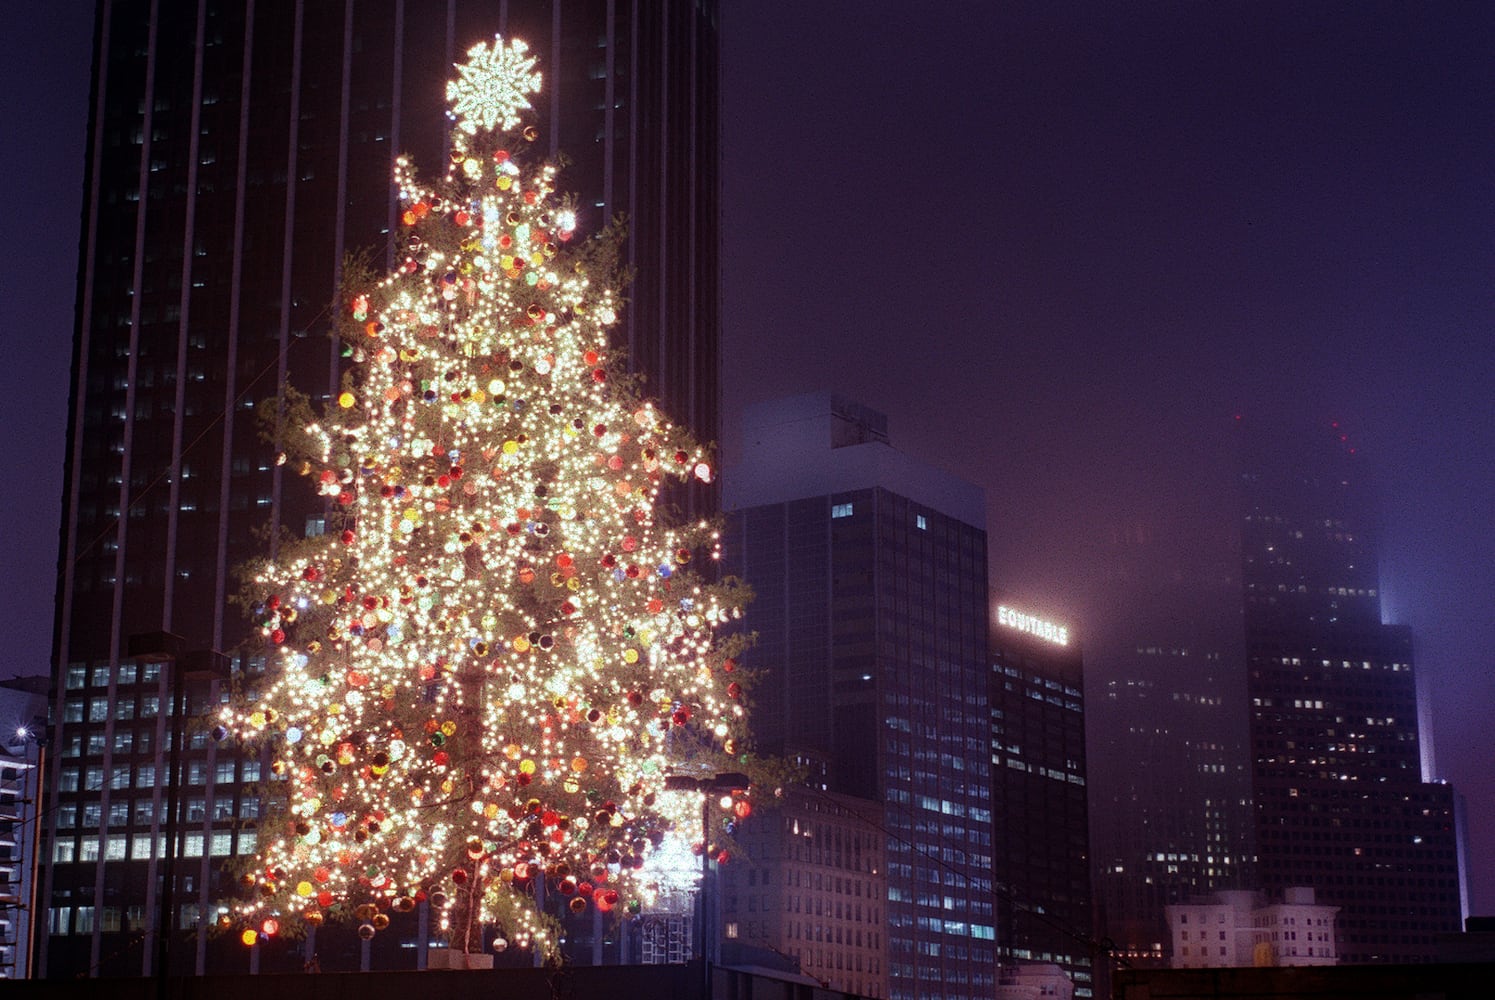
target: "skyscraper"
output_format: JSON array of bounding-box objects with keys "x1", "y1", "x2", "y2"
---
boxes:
[
  {"x1": 1086, "y1": 418, "x2": 1465, "y2": 970},
  {"x1": 1238, "y1": 420, "x2": 1463, "y2": 963},
  {"x1": 724, "y1": 393, "x2": 996, "y2": 1000},
  {"x1": 1084, "y1": 519, "x2": 1256, "y2": 966},
  {"x1": 47, "y1": 0, "x2": 718, "y2": 977},
  {"x1": 989, "y1": 603, "x2": 1095, "y2": 997}
]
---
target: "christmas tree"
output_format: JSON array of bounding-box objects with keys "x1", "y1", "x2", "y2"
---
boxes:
[{"x1": 221, "y1": 36, "x2": 753, "y2": 957}]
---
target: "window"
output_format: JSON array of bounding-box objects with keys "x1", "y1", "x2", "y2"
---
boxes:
[
  {"x1": 75, "y1": 906, "x2": 96, "y2": 933},
  {"x1": 91, "y1": 666, "x2": 111, "y2": 687},
  {"x1": 915, "y1": 514, "x2": 927, "y2": 530},
  {"x1": 89, "y1": 698, "x2": 110, "y2": 722},
  {"x1": 66, "y1": 666, "x2": 88, "y2": 690},
  {"x1": 831, "y1": 503, "x2": 854, "y2": 519},
  {"x1": 59, "y1": 767, "x2": 80, "y2": 792}
]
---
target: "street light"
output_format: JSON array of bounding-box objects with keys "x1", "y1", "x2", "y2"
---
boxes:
[{"x1": 663, "y1": 771, "x2": 749, "y2": 1000}]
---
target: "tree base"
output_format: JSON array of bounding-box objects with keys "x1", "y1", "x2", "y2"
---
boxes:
[{"x1": 426, "y1": 949, "x2": 496, "y2": 970}]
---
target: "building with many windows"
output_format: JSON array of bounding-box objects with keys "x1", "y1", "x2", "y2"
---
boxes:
[
  {"x1": 990, "y1": 604, "x2": 1094, "y2": 997},
  {"x1": 1084, "y1": 519, "x2": 1257, "y2": 967},
  {"x1": 1237, "y1": 420, "x2": 1463, "y2": 963},
  {"x1": 724, "y1": 393, "x2": 996, "y2": 1000},
  {"x1": 724, "y1": 785, "x2": 887, "y2": 997},
  {"x1": 1165, "y1": 887, "x2": 1338, "y2": 968},
  {"x1": 1085, "y1": 419, "x2": 1465, "y2": 970},
  {"x1": 47, "y1": 0, "x2": 720, "y2": 978}
]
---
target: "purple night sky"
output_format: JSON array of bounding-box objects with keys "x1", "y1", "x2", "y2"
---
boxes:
[{"x1": 2, "y1": 1, "x2": 1491, "y2": 915}]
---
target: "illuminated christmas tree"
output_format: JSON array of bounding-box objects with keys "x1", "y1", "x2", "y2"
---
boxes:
[{"x1": 221, "y1": 36, "x2": 753, "y2": 957}]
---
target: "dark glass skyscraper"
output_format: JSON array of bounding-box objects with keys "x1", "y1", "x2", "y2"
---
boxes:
[
  {"x1": 47, "y1": 0, "x2": 718, "y2": 978},
  {"x1": 724, "y1": 393, "x2": 996, "y2": 1000},
  {"x1": 1084, "y1": 520, "x2": 1256, "y2": 967},
  {"x1": 1238, "y1": 421, "x2": 1464, "y2": 963},
  {"x1": 989, "y1": 603, "x2": 1095, "y2": 997}
]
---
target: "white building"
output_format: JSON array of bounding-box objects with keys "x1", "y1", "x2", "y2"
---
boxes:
[
  {"x1": 996, "y1": 962, "x2": 1075, "y2": 1000},
  {"x1": 1165, "y1": 887, "x2": 1338, "y2": 968}
]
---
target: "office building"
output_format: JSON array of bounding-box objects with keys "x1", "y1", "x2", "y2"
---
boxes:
[
  {"x1": 1238, "y1": 420, "x2": 1463, "y2": 963},
  {"x1": 723, "y1": 785, "x2": 887, "y2": 998},
  {"x1": 1165, "y1": 887, "x2": 1339, "y2": 968},
  {"x1": 724, "y1": 393, "x2": 996, "y2": 1000},
  {"x1": 989, "y1": 604, "x2": 1094, "y2": 997},
  {"x1": 1084, "y1": 521, "x2": 1256, "y2": 966},
  {"x1": 48, "y1": 0, "x2": 719, "y2": 977}
]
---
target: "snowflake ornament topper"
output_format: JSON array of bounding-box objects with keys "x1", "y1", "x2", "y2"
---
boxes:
[{"x1": 446, "y1": 36, "x2": 542, "y2": 136}]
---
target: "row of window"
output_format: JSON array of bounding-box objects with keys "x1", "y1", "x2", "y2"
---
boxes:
[
  {"x1": 52, "y1": 829, "x2": 255, "y2": 864},
  {"x1": 57, "y1": 794, "x2": 258, "y2": 829},
  {"x1": 56, "y1": 759, "x2": 260, "y2": 792}
]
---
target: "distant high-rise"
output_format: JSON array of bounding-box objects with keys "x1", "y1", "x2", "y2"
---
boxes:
[
  {"x1": 989, "y1": 603, "x2": 1095, "y2": 997},
  {"x1": 47, "y1": 0, "x2": 718, "y2": 978},
  {"x1": 724, "y1": 393, "x2": 996, "y2": 1000},
  {"x1": 1086, "y1": 418, "x2": 1465, "y2": 969},
  {"x1": 1084, "y1": 519, "x2": 1256, "y2": 965},
  {"x1": 1238, "y1": 420, "x2": 1463, "y2": 963}
]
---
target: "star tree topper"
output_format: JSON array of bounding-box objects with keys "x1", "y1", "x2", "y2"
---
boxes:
[{"x1": 447, "y1": 36, "x2": 543, "y2": 137}]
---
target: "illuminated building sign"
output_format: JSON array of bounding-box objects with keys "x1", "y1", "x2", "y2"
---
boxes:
[{"x1": 997, "y1": 606, "x2": 1070, "y2": 646}]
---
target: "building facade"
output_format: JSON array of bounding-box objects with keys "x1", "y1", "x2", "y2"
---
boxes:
[
  {"x1": 0, "y1": 681, "x2": 47, "y2": 979},
  {"x1": 1084, "y1": 520, "x2": 1257, "y2": 967},
  {"x1": 724, "y1": 394, "x2": 996, "y2": 1000},
  {"x1": 1238, "y1": 421, "x2": 1464, "y2": 963},
  {"x1": 1165, "y1": 887, "x2": 1338, "y2": 968},
  {"x1": 723, "y1": 786, "x2": 888, "y2": 998},
  {"x1": 48, "y1": 0, "x2": 719, "y2": 977},
  {"x1": 990, "y1": 605, "x2": 1094, "y2": 997}
]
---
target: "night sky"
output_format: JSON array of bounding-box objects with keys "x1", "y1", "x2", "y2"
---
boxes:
[{"x1": 3, "y1": 1, "x2": 1491, "y2": 916}]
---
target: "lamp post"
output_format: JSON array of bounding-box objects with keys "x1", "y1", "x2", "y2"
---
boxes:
[{"x1": 664, "y1": 771, "x2": 749, "y2": 1000}]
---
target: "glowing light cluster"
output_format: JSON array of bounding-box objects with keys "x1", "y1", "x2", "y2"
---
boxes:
[
  {"x1": 446, "y1": 36, "x2": 542, "y2": 138},
  {"x1": 221, "y1": 36, "x2": 753, "y2": 955}
]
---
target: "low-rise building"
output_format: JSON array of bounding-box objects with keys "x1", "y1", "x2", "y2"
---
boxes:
[
  {"x1": 1165, "y1": 887, "x2": 1338, "y2": 968},
  {"x1": 722, "y1": 785, "x2": 887, "y2": 998}
]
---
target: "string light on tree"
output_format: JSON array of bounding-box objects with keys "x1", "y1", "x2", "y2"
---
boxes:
[{"x1": 221, "y1": 34, "x2": 756, "y2": 958}]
